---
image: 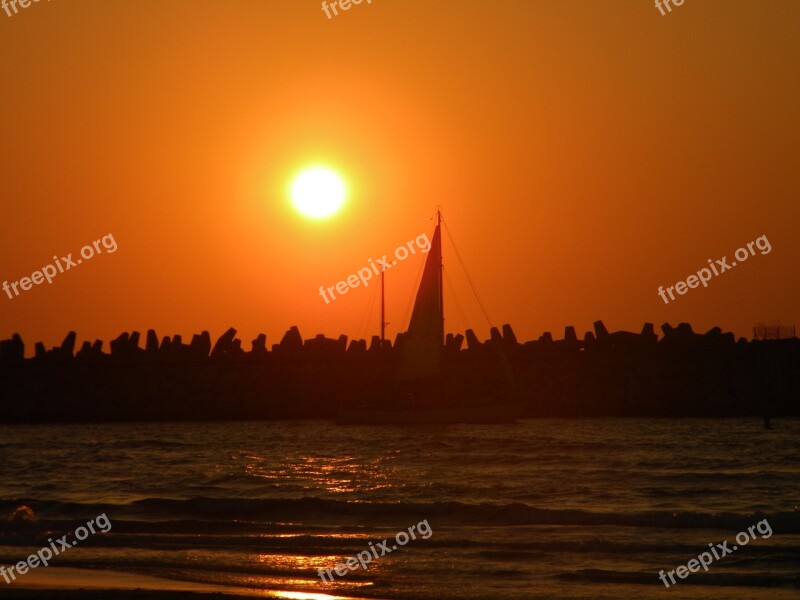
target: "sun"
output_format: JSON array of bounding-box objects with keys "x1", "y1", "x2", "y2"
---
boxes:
[{"x1": 290, "y1": 167, "x2": 346, "y2": 218}]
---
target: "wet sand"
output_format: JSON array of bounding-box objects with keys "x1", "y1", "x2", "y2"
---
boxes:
[{"x1": 0, "y1": 567, "x2": 361, "y2": 600}]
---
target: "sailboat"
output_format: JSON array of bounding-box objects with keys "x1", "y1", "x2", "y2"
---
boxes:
[{"x1": 337, "y1": 209, "x2": 526, "y2": 425}]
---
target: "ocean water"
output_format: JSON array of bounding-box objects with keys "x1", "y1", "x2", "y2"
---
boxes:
[{"x1": 0, "y1": 419, "x2": 798, "y2": 599}]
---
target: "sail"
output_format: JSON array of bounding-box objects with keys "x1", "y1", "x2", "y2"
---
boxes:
[{"x1": 394, "y1": 219, "x2": 443, "y2": 381}]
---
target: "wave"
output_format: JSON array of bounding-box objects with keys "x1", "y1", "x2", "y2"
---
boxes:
[
  {"x1": 558, "y1": 568, "x2": 800, "y2": 589},
  {"x1": 2, "y1": 496, "x2": 800, "y2": 532}
]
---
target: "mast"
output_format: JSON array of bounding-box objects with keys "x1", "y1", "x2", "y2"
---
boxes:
[
  {"x1": 437, "y1": 206, "x2": 444, "y2": 346},
  {"x1": 380, "y1": 266, "x2": 386, "y2": 343}
]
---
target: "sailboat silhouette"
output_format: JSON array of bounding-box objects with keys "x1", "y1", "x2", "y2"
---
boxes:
[{"x1": 338, "y1": 208, "x2": 525, "y2": 424}]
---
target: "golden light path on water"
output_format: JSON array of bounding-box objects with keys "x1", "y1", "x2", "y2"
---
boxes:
[
  {"x1": 262, "y1": 592, "x2": 357, "y2": 599},
  {"x1": 196, "y1": 452, "x2": 399, "y2": 599},
  {"x1": 235, "y1": 453, "x2": 400, "y2": 494},
  {"x1": 12, "y1": 568, "x2": 378, "y2": 599}
]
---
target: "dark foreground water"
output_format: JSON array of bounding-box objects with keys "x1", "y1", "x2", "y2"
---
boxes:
[{"x1": 0, "y1": 419, "x2": 798, "y2": 599}]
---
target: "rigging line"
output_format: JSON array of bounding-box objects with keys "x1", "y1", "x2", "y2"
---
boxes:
[
  {"x1": 400, "y1": 246, "x2": 428, "y2": 333},
  {"x1": 444, "y1": 267, "x2": 470, "y2": 334},
  {"x1": 365, "y1": 278, "x2": 381, "y2": 340},
  {"x1": 441, "y1": 217, "x2": 494, "y2": 328},
  {"x1": 355, "y1": 273, "x2": 381, "y2": 341}
]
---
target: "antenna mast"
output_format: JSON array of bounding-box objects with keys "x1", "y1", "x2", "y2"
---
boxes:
[
  {"x1": 380, "y1": 266, "x2": 386, "y2": 343},
  {"x1": 437, "y1": 206, "x2": 444, "y2": 346}
]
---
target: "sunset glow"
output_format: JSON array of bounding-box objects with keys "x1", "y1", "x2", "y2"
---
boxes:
[{"x1": 0, "y1": 2, "x2": 797, "y2": 600}]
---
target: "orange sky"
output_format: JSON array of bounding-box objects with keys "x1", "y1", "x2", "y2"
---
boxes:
[{"x1": 1, "y1": 1, "x2": 798, "y2": 352}]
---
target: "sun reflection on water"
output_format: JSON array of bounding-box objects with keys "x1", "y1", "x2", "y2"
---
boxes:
[{"x1": 236, "y1": 453, "x2": 399, "y2": 495}]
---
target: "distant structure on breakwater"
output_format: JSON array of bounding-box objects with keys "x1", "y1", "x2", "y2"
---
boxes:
[{"x1": 0, "y1": 321, "x2": 797, "y2": 422}]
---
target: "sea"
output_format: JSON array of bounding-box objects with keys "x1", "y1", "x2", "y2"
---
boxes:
[{"x1": 0, "y1": 419, "x2": 798, "y2": 599}]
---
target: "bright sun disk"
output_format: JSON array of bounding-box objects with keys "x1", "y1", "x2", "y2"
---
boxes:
[{"x1": 290, "y1": 167, "x2": 345, "y2": 218}]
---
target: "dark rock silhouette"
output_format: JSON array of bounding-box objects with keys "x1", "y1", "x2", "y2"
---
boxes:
[
  {"x1": 0, "y1": 320, "x2": 797, "y2": 422},
  {"x1": 0, "y1": 334, "x2": 23, "y2": 362}
]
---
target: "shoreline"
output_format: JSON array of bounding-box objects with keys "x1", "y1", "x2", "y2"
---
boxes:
[{"x1": 0, "y1": 567, "x2": 366, "y2": 600}]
